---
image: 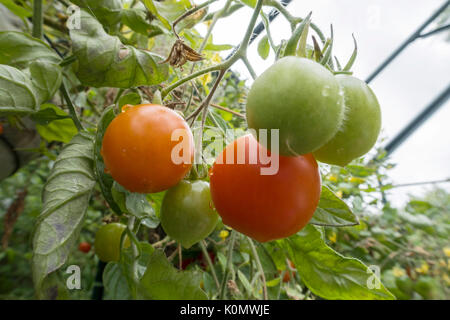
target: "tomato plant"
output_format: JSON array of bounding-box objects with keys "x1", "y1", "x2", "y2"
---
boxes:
[
  {"x1": 6, "y1": 0, "x2": 440, "y2": 302},
  {"x1": 94, "y1": 223, "x2": 130, "y2": 262},
  {"x1": 101, "y1": 104, "x2": 194, "y2": 193},
  {"x1": 313, "y1": 75, "x2": 382, "y2": 166},
  {"x1": 246, "y1": 56, "x2": 345, "y2": 156},
  {"x1": 160, "y1": 180, "x2": 219, "y2": 248},
  {"x1": 209, "y1": 134, "x2": 321, "y2": 242}
]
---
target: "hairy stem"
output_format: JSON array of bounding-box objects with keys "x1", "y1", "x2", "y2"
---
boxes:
[
  {"x1": 219, "y1": 231, "x2": 236, "y2": 300},
  {"x1": 248, "y1": 238, "x2": 268, "y2": 300},
  {"x1": 200, "y1": 240, "x2": 220, "y2": 289}
]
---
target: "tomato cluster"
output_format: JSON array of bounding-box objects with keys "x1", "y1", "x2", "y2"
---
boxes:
[{"x1": 98, "y1": 55, "x2": 381, "y2": 248}]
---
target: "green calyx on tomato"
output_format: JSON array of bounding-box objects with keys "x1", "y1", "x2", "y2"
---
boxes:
[
  {"x1": 209, "y1": 134, "x2": 321, "y2": 243},
  {"x1": 313, "y1": 75, "x2": 381, "y2": 166},
  {"x1": 94, "y1": 222, "x2": 130, "y2": 262},
  {"x1": 160, "y1": 180, "x2": 219, "y2": 249},
  {"x1": 246, "y1": 56, "x2": 345, "y2": 156}
]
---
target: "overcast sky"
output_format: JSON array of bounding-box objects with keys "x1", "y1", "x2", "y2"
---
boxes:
[{"x1": 199, "y1": 0, "x2": 450, "y2": 207}]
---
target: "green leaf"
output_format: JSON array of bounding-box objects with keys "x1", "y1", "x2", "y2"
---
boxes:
[
  {"x1": 103, "y1": 242, "x2": 155, "y2": 300},
  {"x1": 32, "y1": 132, "x2": 96, "y2": 297},
  {"x1": 240, "y1": 0, "x2": 257, "y2": 8},
  {"x1": 28, "y1": 61, "x2": 62, "y2": 103},
  {"x1": 142, "y1": 0, "x2": 171, "y2": 30},
  {"x1": 257, "y1": 35, "x2": 270, "y2": 60},
  {"x1": 138, "y1": 250, "x2": 208, "y2": 300},
  {"x1": 277, "y1": 225, "x2": 395, "y2": 300},
  {"x1": 71, "y1": 0, "x2": 123, "y2": 27},
  {"x1": 70, "y1": 11, "x2": 169, "y2": 88},
  {"x1": 0, "y1": 64, "x2": 40, "y2": 115},
  {"x1": 0, "y1": 31, "x2": 61, "y2": 69},
  {"x1": 93, "y1": 106, "x2": 123, "y2": 215},
  {"x1": 203, "y1": 43, "x2": 233, "y2": 51},
  {"x1": 30, "y1": 105, "x2": 70, "y2": 125},
  {"x1": 0, "y1": 0, "x2": 32, "y2": 18},
  {"x1": 147, "y1": 191, "x2": 166, "y2": 219},
  {"x1": 0, "y1": 32, "x2": 62, "y2": 116},
  {"x1": 35, "y1": 104, "x2": 77, "y2": 143},
  {"x1": 310, "y1": 185, "x2": 359, "y2": 227},
  {"x1": 122, "y1": 8, "x2": 163, "y2": 36},
  {"x1": 118, "y1": 92, "x2": 141, "y2": 108},
  {"x1": 125, "y1": 192, "x2": 159, "y2": 228}
]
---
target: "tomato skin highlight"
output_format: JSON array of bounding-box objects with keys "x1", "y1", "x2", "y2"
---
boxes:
[
  {"x1": 246, "y1": 56, "x2": 345, "y2": 156},
  {"x1": 209, "y1": 135, "x2": 321, "y2": 242},
  {"x1": 94, "y1": 223, "x2": 130, "y2": 262},
  {"x1": 78, "y1": 242, "x2": 91, "y2": 253},
  {"x1": 161, "y1": 180, "x2": 219, "y2": 249},
  {"x1": 313, "y1": 75, "x2": 382, "y2": 166},
  {"x1": 101, "y1": 104, "x2": 194, "y2": 194}
]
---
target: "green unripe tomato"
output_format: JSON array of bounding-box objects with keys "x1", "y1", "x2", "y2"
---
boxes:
[
  {"x1": 160, "y1": 180, "x2": 219, "y2": 249},
  {"x1": 246, "y1": 56, "x2": 345, "y2": 156},
  {"x1": 94, "y1": 223, "x2": 130, "y2": 262},
  {"x1": 313, "y1": 75, "x2": 381, "y2": 166}
]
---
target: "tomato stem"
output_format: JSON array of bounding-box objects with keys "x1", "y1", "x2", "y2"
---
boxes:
[
  {"x1": 248, "y1": 238, "x2": 268, "y2": 300},
  {"x1": 200, "y1": 240, "x2": 220, "y2": 290},
  {"x1": 160, "y1": 0, "x2": 264, "y2": 99},
  {"x1": 219, "y1": 231, "x2": 236, "y2": 299}
]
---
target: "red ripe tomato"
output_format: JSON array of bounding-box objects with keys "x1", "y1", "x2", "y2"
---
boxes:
[
  {"x1": 101, "y1": 104, "x2": 194, "y2": 193},
  {"x1": 0, "y1": 124, "x2": 3, "y2": 135},
  {"x1": 209, "y1": 135, "x2": 321, "y2": 242},
  {"x1": 78, "y1": 242, "x2": 91, "y2": 253}
]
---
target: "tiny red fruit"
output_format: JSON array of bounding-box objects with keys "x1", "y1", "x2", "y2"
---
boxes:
[{"x1": 78, "y1": 242, "x2": 91, "y2": 253}]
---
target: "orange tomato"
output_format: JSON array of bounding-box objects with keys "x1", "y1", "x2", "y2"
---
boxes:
[
  {"x1": 209, "y1": 134, "x2": 321, "y2": 242},
  {"x1": 101, "y1": 104, "x2": 194, "y2": 193}
]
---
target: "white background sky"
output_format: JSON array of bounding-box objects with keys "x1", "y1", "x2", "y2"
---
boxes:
[{"x1": 198, "y1": 0, "x2": 450, "y2": 207}]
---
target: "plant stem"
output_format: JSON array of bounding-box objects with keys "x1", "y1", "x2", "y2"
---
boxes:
[
  {"x1": 219, "y1": 231, "x2": 236, "y2": 300},
  {"x1": 127, "y1": 216, "x2": 139, "y2": 298},
  {"x1": 260, "y1": 11, "x2": 277, "y2": 51},
  {"x1": 161, "y1": 0, "x2": 264, "y2": 98},
  {"x1": 241, "y1": 56, "x2": 257, "y2": 80},
  {"x1": 32, "y1": 0, "x2": 44, "y2": 39},
  {"x1": 172, "y1": 0, "x2": 218, "y2": 39},
  {"x1": 60, "y1": 82, "x2": 84, "y2": 132},
  {"x1": 152, "y1": 236, "x2": 170, "y2": 248},
  {"x1": 182, "y1": 0, "x2": 233, "y2": 111},
  {"x1": 248, "y1": 238, "x2": 268, "y2": 300},
  {"x1": 266, "y1": 0, "x2": 326, "y2": 43},
  {"x1": 200, "y1": 240, "x2": 220, "y2": 290}
]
